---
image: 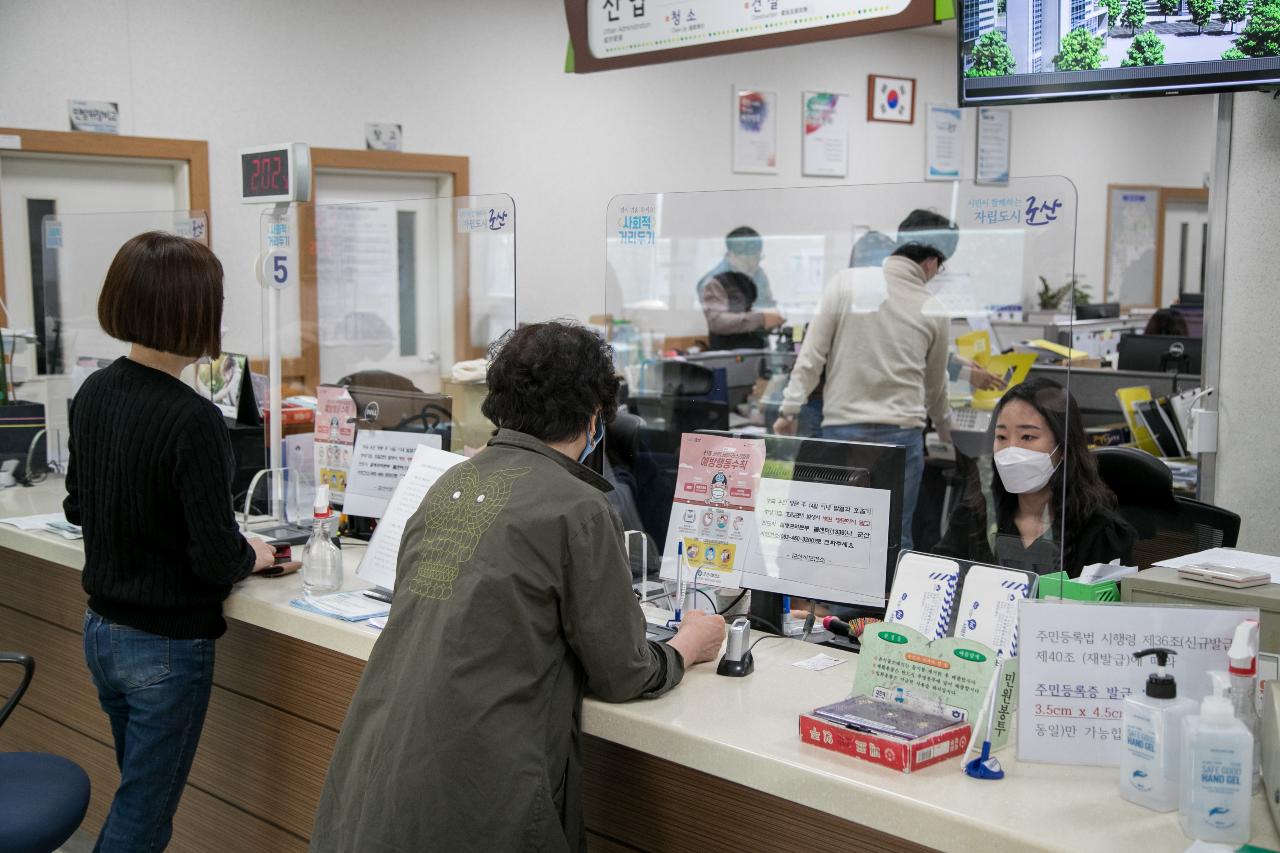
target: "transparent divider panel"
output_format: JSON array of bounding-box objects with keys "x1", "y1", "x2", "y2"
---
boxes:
[
  {"x1": 35, "y1": 210, "x2": 209, "y2": 471},
  {"x1": 604, "y1": 179, "x2": 1081, "y2": 609},
  {"x1": 258, "y1": 194, "x2": 515, "y2": 516}
]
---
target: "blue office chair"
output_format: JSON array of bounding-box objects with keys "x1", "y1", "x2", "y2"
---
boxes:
[{"x1": 0, "y1": 652, "x2": 91, "y2": 853}]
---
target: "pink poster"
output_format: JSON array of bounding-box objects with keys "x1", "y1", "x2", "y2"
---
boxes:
[
  {"x1": 314, "y1": 385, "x2": 357, "y2": 500},
  {"x1": 660, "y1": 434, "x2": 765, "y2": 590}
]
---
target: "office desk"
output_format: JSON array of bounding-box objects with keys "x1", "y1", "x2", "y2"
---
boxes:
[{"x1": 3, "y1": 481, "x2": 1279, "y2": 852}]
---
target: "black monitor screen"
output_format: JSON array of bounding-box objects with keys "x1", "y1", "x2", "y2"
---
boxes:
[
  {"x1": 1116, "y1": 333, "x2": 1203, "y2": 373},
  {"x1": 958, "y1": 2, "x2": 1280, "y2": 106}
]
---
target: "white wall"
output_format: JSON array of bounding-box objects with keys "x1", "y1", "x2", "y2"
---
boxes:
[
  {"x1": 0, "y1": 0, "x2": 1216, "y2": 352},
  {"x1": 1215, "y1": 92, "x2": 1280, "y2": 553}
]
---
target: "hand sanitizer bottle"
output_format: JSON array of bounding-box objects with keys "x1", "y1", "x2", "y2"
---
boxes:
[
  {"x1": 1179, "y1": 674, "x2": 1253, "y2": 844},
  {"x1": 302, "y1": 484, "x2": 342, "y2": 599},
  {"x1": 1227, "y1": 620, "x2": 1262, "y2": 793},
  {"x1": 1120, "y1": 648, "x2": 1196, "y2": 811}
]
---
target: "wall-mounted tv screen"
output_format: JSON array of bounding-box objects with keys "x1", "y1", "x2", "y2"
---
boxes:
[{"x1": 959, "y1": 0, "x2": 1280, "y2": 106}]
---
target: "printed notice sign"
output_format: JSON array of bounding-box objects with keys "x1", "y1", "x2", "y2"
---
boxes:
[
  {"x1": 743, "y1": 478, "x2": 891, "y2": 606},
  {"x1": 357, "y1": 444, "x2": 465, "y2": 592},
  {"x1": 660, "y1": 434, "x2": 766, "y2": 589},
  {"x1": 342, "y1": 429, "x2": 443, "y2": 519},
  {"x1": 68, "y1": 100, "x2": 120, "y2": 134},
  {"x1": 1017, "y1": 600, "x2": 1258, "y2": 767},
  {"x1": 314, "y1": 386, "x2": 358, "y2": 500},
  {"x1": 925, "y1": 104, "x2": 962, "y2": 181},
  {"x1": 587, "y1": 1, "x2": 911, "y2": 59}
]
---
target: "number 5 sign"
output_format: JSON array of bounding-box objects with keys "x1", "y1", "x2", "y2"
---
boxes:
[{"x1": 257, "y1": 249, "x2": 291, "y2": 290}]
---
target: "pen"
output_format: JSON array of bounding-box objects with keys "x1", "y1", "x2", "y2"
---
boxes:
[{"x1": 673, "y1": 541, "x2": 685, "y2": 624}]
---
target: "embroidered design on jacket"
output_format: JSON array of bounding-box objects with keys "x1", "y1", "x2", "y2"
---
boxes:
[{"x1": 409, "y1": 462, "x2": 531, "y2": 600}]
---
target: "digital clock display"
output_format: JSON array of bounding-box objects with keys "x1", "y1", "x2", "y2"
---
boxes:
[{"x1": 241, "y1": 150, "x2": 290, "y2": 198}]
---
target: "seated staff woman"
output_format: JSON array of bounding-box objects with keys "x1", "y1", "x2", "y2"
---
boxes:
[
  {"x1": 66, "y1": 232, "x2": 276, "y2": 851},
  {"x1": 310, "y1": 321, "x2": 726, "y2": 853},
  {"x1": 931, "y1": 376, "x2": 1136, "y2": 577}
]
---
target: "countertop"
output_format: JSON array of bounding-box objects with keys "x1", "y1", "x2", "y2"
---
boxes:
[{"x1": 4, "y1": 479, "x2": 1278, "y2": 852}]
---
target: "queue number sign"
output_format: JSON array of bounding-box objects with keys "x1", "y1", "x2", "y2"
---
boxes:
[
  {"x1": 258, "y1": 249, "x2": 290, "y2": 290},
  {"x1": 238, "y1": 142, "x2": 312, "y2": 205}
]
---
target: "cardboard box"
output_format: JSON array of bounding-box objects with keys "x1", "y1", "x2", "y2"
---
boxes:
[{"x1": 798, "y1": 712, "x2": 971, "y2": 773}]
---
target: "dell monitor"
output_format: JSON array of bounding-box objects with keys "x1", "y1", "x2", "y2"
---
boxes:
[{"x1": 1116, "y1": 334, "x2": 1203, "y2": 374}]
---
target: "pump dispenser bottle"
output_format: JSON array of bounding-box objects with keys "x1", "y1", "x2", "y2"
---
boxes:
[
  {"x1": 1120, "y1": 648, "x2": 1196, "y2": 811},
  {"x1": 1179, "y1": 676, "x2": 1253, "y2": 844},
  {"x1": 1227, "y1": 620, "x2": 1262, "y2": 792}
]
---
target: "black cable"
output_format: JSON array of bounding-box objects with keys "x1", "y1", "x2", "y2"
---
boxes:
[
  {"x1": 694, "y1": 588, "x2": 718, "y2": 611},
  {"x1": 717, "y1": 589, "x2": 746, "y2": 616},
  {"x1": 748, "y1": 634, "x2": 788, "y2": 655}
]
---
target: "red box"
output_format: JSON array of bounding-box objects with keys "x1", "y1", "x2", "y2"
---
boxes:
[{"x1": 798, "y1": 713, "x2": 971, "y2": 773}]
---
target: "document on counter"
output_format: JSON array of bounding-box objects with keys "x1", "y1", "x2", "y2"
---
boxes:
[
  {"x1": 356, "y1": 444, "x2": 466, "y2": 592},
  {"x1": 289, "y1": 591, "x2": 390, "y2": 622},
  {"x1": 0, "y1": 513, "x2": 83, "y2": 539},
  {"x1": 793, "y1": 653, "x2": 846, "y2": 672},
  {"x1": 1153, "y1": 548, "x2": 1280, "y2": 582}
]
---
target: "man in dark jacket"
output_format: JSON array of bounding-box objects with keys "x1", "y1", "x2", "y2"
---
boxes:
[{"x1": 310, "y1": 321, "x2": 726, "y2": 853}]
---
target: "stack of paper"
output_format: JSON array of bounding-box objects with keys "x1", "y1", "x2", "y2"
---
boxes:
[
  {"x1": 1154, "y1": 549, "x2": 1280, "y2": 583},
  {"x1": 290, "y1": 591, "x2": 390, "y2": 622},
  {"x1": 0, "y1": 513, "x2": 83, "y2": 539}
]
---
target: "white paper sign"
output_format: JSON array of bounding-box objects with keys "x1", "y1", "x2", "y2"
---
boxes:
[
  {"x1": 365, "y1": 122, "x2": 403, "y2": 152},
  {"x1": 732, "y1": 88, "x2": 778, "y2": 175},
  {"x1": 801, "y1": 91, "x2": 849, "y2": 178},
  {"x1": 743, "y1": 478, "x2": 892, "y2": 606},
  {"x1": 342, "y1": 429, "x2": 443, "y2": 519},
  {"x1": 925, "y1": 104, "x2": 962, "y2": 181},
  {"x1": 67, "y1": 99, "x2": 120, "y2": 134},
  {"x1": 0, "y1": 134, "x2": 22, "y2": 150},
  {"x1": 976, "y1": 107, "x2": 1011, "y2": 185},
  {"x1": 356, "y1": 444, "x2": 465, "y2": 592},
  {"x1": 1017, "y1": 600, "x2": 1259, "y2": 767},
  {"x1": 587, "y1": 0, "x2": 911, "y2": 59}
]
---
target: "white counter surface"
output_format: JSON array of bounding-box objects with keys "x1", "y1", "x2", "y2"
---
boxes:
[{"x1": 4, "y1": 479, "x2": 1278, "y2": 852}]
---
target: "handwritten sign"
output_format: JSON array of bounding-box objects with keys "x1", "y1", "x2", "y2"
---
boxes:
[
  {"x1": 1017, "y1": 600, "x2": 1258, "y2": 766},
  {"x1": 342, "y1": 429, "x2": 443, "y2": 519}
]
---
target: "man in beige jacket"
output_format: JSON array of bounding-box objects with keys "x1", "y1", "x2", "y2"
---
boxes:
[{"x1": 773, "y1": 210, "x2": 958, "y2": 551}]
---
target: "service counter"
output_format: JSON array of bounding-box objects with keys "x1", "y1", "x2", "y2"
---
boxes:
[{"x1": 3, "y1": 480, "x2": 1278, "y2": 853}]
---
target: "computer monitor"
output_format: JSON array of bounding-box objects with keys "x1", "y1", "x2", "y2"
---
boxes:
[
  {"x1": 1076, "y1": 302, "x2": 1120, "y2": 321},
  {"x1": 344, "y1": 385, "x2": 453, "y2": 447},
  {"x1": 1116, "y1": 334, "x2": 1203, "y2": 375},
  {"x1": 695, "y1": 430, "x2": 906, "y2": 625}
]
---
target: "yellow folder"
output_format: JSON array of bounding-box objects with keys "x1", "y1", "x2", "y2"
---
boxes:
[{"x1": 1115, "y1": 386, "x2": 1163, "y2": 456}]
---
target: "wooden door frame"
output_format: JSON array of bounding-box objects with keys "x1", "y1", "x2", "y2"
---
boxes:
[
  {"x1": 0, "y1": 128, "x2": 210, "y2": 325},
  {"x1": 1103, "y1": 184, "x2": 1209, "y2": 307},
  {"x1": 284, "y1": 148, "x2": 470, "y2": 391}
]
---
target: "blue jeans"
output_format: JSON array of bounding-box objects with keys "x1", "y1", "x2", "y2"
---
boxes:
[
  {"x1": 82, "y1": 610, "x2": 215, "y2": 853},
  {"x1": 822, "y1": 424, "x2": 924, "y2": 553}
]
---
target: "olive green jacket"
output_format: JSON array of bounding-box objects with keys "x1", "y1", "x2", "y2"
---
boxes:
[{"x1": 310, "y1": 429, "x2": 683, "y2": 853}]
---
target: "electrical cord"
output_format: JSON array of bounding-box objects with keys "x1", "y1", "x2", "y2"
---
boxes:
[
  {"x1": 716, "y1": 589, "x2": 746, "y2": 616},
  {"x1": 748, "y1": 634, "x2": 788, "y2": 655},
  {"x1": 694, "y1": 588, "x2": 718, "y2": 611}
]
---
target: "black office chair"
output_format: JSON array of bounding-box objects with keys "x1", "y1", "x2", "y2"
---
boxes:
[
  {"x1": 1095, "y1": 447, "x2": 1241, "y2": 568},
  {"x1": 0, "y1": 652, "x2": 91, "y2": 853}
]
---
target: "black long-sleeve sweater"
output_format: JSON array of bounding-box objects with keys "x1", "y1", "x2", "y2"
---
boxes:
[{"x1": 64, "y1": 357, "x2": 254, "y2": 638}]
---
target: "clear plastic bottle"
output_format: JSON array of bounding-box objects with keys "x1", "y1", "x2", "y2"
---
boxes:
[
  {"x1": 302, "y1": 484, "x2": 342, "y2": 599},
  {"x1": 1227, "y1": 620, "x2": 1262, "y2": 793},
  {"x1": 1179, "y1": 678, "x2": 1253, "y2": 845},
  {"x1": 1120, "y1": 648, "x2": 1197, "y2": 812}
]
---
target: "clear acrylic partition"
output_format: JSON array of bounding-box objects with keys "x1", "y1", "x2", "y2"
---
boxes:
[
  {"x1": 257, "y1": 194, "x2": 515, "y2": 517},
  {"x1": 35, "y1": 210, "x2": 209, "y2": 471},
  {"x1": 603, "y1": 179, "x2": 1082, "y2": 615}
]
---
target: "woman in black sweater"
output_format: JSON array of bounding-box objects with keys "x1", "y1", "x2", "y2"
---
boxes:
[
  {"x1": 932, "y1": 377, "x2": 1136, "y2": 577},
  {"x1": 64, "y1": 232, "x2": 275, "y2": 852}
]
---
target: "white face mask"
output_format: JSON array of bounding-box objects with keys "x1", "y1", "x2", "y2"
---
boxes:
[{"x1": 994, "y1": 445, "x2": 1060, "y2": 494}]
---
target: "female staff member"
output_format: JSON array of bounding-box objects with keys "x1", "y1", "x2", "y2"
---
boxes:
[
  {"x1": 311, "y1": 321, "x2": 726, "y2": 853},
  {"x1": 65, "y1": 232, "x2": 275, "y2": 851},
  {"x1": 932, "y1": 377, "x2": 1136, "y2": 577}
]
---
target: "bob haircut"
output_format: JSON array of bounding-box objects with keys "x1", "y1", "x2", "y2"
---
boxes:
[
  {"x1": 98, "y1": 231, "x2": 225, "y2": 358},
  {"x1": 481, "y1": 321, "x2": 621, "y2": 445}
]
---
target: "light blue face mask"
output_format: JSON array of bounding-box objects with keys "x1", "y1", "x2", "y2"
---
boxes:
[{"x1": 578, "y1": 416, "x2": 605, "y2": 464}]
